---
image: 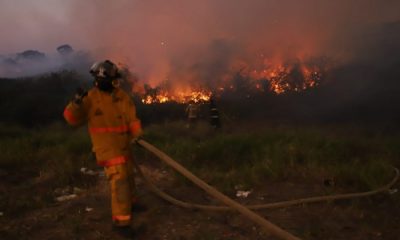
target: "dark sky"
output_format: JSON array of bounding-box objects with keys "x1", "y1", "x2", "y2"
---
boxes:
[{"x1": 1, "y1": 0, "x2": 399, "y2": 82}]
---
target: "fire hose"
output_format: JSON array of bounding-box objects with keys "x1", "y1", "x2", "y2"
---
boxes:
[{"x1": 134, "y1": 139, "x2": 399, "y2": 240}]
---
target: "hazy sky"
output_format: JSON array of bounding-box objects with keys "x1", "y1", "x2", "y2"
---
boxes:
[{"x1": 1, "y1": 0, "x2": 399, "y2": 82}]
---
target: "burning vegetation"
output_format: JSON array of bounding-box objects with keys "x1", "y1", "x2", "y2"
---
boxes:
[
  {"x1": 134, "y1": 55, "x2": 330, "y2": 104},
  {"x1": 141, "y1": 88, "x2": 212, "y2": 104}
]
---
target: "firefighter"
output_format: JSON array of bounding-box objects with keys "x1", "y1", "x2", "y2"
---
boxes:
[
  {"x1": 209, "y1": 97, "x2": 221, "y2": 129},
  {"x1": 63, "y1": 60, "x2": 142, "y2": 236},
  {"x1": 185, "y1": 100, "x2": 199, "y2": 128}
]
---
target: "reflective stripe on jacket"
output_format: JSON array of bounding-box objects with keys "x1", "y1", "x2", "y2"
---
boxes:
[{"x1": 63, "y1": 87, "x2": 142, "y2": 165}]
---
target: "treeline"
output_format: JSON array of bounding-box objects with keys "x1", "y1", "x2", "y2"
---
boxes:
[
  {"x1": 0, "y1": 71, "x2": 188, "y2": 127},
  {"x1": 0, "y1": 71, "x2": 84, "y2": 126},
  {"x1": 1, "y1": 63, "x2": 400, "y2": 128}
]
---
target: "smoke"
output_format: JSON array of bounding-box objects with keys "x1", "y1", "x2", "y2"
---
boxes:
[
  {"x1": 1, "y1": 0, "x2": 399, "y2": 82},
  {"x1": 0, "y1": 49, "x2": 92, "y2": 78}
]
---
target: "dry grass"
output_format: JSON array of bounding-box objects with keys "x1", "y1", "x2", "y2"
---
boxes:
[{"x1": 139, "y1": 121, "x2": 399, "y2": 192}]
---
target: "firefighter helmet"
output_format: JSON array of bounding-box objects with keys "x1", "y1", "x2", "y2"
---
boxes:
[{"x1": 90, "y1": 60, "x2": 120, "y2": 79}]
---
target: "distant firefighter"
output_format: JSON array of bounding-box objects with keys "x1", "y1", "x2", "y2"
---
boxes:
[
  {"x1": 185, "y1": 100, "x2": 199, "y2": 128},
  {"x1": 209, "y1": 97, "x2": 221, "y2": 129},
  {"x1": 63, "y1": 60, "x2": 142, "y2": 237}
]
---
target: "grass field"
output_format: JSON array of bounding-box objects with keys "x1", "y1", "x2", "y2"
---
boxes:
[
  {"x1": 2, "y1": 121, "x2": 399, "y2": 189},
  {"x1": 1, "y1": 120, "x2": 400, "y2": 240},
  {"x1": 139, "y1": 121, "x2": 399, "y2": 192},
  {"x1": 1, "y1": 120, "x2": 399, "y2": 214}
]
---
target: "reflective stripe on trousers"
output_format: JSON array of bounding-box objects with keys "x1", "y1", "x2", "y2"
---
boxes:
[{"x1": 98, "y1": 156, "x2": 128, "y2": 167}]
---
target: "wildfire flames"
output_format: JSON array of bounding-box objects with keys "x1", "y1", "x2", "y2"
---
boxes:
[
  {"x1": 135, "y1": 56, "x2": 329, "y2": 104},
  {"x1": 250, "y1": 63, "x2": 323, "y2": 94},
  {"x1": 141, "y1": 89, "x2": 212, "y2": 104}
]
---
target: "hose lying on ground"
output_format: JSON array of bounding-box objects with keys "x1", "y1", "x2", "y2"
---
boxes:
[
  {"x1": 134, "y1": 139, "x2": 399, "y2": 240},
  {"x1": 133, "y1": 160, "x2": 399, "y2": 211},
  {"x1": 136, "y1": 139, "x2": 301, "y2": 240}
]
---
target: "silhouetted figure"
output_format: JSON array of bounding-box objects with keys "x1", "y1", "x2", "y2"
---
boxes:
[
  {"x1": 185, "y1": 100, "x2": 199, "y2": 128},
  {"x1": 209, "y1": 97, "x2": 221, "y2": 129}
]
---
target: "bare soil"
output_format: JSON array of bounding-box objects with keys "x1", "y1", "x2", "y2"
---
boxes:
[{"x1": 1, "y1": 164, "x2": 399, "y2": 240}]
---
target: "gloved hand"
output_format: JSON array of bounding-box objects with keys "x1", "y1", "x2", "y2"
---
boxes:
[{"x1": 73, "y1": 87, "x2": 88, "y2": 105}]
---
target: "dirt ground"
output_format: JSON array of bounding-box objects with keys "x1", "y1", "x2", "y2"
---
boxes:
[{"x1": 1, "y1": 164, "x2": 399, "y2": 240}]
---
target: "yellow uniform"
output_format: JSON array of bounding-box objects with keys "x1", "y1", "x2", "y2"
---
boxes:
[{"x1": 64, "y1": 87, "x2": 142, "y2": 226}]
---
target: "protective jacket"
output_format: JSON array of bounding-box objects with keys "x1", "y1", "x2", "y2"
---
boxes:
[
  {"x1": 186, "y1": 103, "x2": 199, "y2": 119},
  {"x1": 64, "y1": 87, "x2": 142, "y2": 166}
]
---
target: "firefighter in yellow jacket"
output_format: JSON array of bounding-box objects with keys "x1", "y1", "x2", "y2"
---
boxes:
[{"x1": 63, "y1": 60, "x2": 142, "y2": 235}]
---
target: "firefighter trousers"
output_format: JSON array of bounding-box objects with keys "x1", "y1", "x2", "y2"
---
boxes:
[{"x1": 104, "y1": 159, "x2": 136, "y2": 226}]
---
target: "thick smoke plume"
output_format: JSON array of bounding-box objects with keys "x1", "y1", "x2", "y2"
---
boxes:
[{"x1": 1, "y1": 0, "x2": 399, "y2": 83}]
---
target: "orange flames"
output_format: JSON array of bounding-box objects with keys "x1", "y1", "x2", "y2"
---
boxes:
[
  {"x1": 244, "y1": 57, "x2": 325, "y2": 94},
  {"x1": 135, "y1": 56, "x2": 328, "y2": 104},
  {"x1": 141, "y1": 89, "x2": 212, "y2": 104}
]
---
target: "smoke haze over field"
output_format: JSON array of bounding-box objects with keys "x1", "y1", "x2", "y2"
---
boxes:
[
  {"x1": 1, "y1": 0, "x2": 400, "y2": 125},
  {"x1": 1, "y1": 0, "x2": 400, "y2": 82}
]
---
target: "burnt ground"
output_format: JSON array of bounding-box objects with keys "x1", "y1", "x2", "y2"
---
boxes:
[{"x1": 1, "y1": 164, "x2": 399, "y2": 240}]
